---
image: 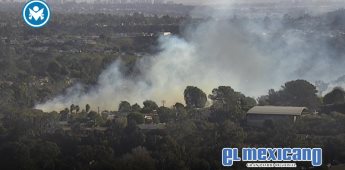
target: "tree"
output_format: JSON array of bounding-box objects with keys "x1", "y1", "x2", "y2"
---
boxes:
[
  {"x1": 157, "y1": 107, "x2": 174, "y2": 123},
  {"x1": 0, "y1": 141, "x2": 33, "y2": 169},
  {"x1": 59, "y1": 108, "x2": 69, "y2": 121},
  {"x1": 75, "y1": 105, "x2": 80, "y2": 113},
  {"x1": 324, "y1": 87, "x2": 345, "y2": 105},
  {"x1": 267, "y1": 80, "x2": 320, "y2": 110},
  {"x1": 119, "y1": 147, "x2": 156, "y2": 170},
  {"x1": 218, "y1": 120, "x2": 246, "y2": 147},
  {"x1": 70, "y1": 104, "x2": 74, "y2": 114},
  {"x1": 174, "y1": 103, "x2": 185, "y2": 110},
  {"x1": 257, "y1": 95, "x2": 269, "y2": 106},
  {"x1": 76, "y1": 145, "x2": 115, "y2": 170},
  {"x1": 88, "y1": 111, "x2": 104, "y2": 126},
  {"x1": 47, "y1": 60, "x2": 68, "y2": 80},
  {"x1": 85, "y1": 104, "x2": 91, "y2": 113},
  {"x1": 209, "y1": 86, "x2": 243, "y2": 113},
  {"x1": 119, "y1": 101, "x2": 132, "y2": 113},
  {"x1": 132, "y1": 103, "x2": 141, "y2": 112},
  {"x1": 174, "y1": 103, "x2": 188, "y2": 119},
  {"x1": 127, "y1": 112, "x2": 144, "y2": 124},
  {"x1": 0, "y1": 140, "x2": 60, "y2": 170},
  {"x1": 88, "y1": 111, "x2": 98, "y2": 119},
  {"x1": 30, "y1": 141, "x2": 61, "y2": 170},
  {"x1": 209, "y1": 86, "x2": 247, "y2": 122},
  {"x1": 142, "y1": 100, "x2": 158, "y2": 114},
  {"x1": 184, "y1": 86, "x2": 207, "y2": 108},
  {"x1": 241, "y1": 97, "x2": 257, "y2": 111}
]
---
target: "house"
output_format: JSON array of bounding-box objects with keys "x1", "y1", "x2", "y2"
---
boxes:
[
  {"x1": 144, "y1": 115, "x2": 153, "y2": 123},
  {"x1": 0, "y1": 22, "x2": 7, "y2": 27},
  {"x1": 58, "y1": 121, "x2": 72, "y2": 135},
  {"x1": 1, "y1": 37, "x2": 8, "y2": 43},
  {"x1": 143, "y1": 112, "x2": 159, "y2": 124},
  {"x1": 246, "y1": 106, "x2": 309, "y2": 126},
  {"x1": 138, "y1": 123, "x2": 167, "y2": 144}
]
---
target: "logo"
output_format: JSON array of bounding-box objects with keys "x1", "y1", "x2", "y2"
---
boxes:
[
  {"x1": 22, "y1": 0, "x2": 51, "y2": 28},
  {"x1": 222, "y1": 148, "x2": 322, "y2": 168}
]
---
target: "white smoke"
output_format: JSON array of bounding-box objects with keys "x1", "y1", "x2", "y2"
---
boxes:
[{"x1": 36, "y1": 2, "x2": 345, "y2": 111}]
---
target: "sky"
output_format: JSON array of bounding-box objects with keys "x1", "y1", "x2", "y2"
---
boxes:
[
  {"x1": 35, "y1": 0, "x2": 345, "y2": 111},
  {"x1": 173, "y1": 0, "x2": 344, "y2": 5},
  {"x1": 173, "y1": 0, "x2": 229, "y2": 5}
]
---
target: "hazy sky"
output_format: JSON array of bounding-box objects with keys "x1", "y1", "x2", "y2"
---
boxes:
[
  {"x1": 173, "y1": 0, "x2": 344, "y2": 5},
  {"x1": 175, "y1": 0, "x2": 256, "y2": 5},
  {"x1": 174, "y1": 0, "x2": 229, "y2": 5}
]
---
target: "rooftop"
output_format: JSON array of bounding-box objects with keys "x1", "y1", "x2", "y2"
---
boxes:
[{"x1": 247, "y1": 106, "x2": 308, "y2": 116}]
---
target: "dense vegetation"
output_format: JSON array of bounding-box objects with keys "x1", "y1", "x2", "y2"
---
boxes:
[
  {"x1": 0, "y1": 81, "x2": 344, "y2": 170},
  {"x1": 0, "y1": 11, "x2": 185, "y2": 110},
  {"x1": 0, "y1": 9, "x2": 345, "y2": 170}
]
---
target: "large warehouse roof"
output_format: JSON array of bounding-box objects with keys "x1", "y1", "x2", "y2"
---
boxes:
[{"x1": 247, "y1": 106, "x2": 308, "y2": 116}]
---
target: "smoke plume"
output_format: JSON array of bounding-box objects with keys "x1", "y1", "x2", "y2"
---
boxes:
[{"x1": 36, "y1": 2, "x2": 345, "y2": 111}]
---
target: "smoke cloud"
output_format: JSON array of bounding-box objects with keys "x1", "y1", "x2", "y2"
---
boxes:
[{"x1": 36, "y1": 2, "x2": 345, "y2": 111}]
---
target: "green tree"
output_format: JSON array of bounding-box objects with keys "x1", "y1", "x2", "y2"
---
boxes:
[
  {"x1": 241, "y1": 97, "x2": 257, "y2": 111},
  {"x1": 174, "y1": 103, "x2": 188, "y2": 119},
  {"x1": 267, "y1": 80, "x2": 320, "y2": 110},
  {"x1": 119, "y1": 101, "x2": 132, "y2": 113},
  {"x1": 59, "y1": 108, "x2": 69, "y2": 121},
  {"x1": 217, "y1": 120, "x2": 246, "y2": 149},
  {"x1": 174, "y1": 103, "x2": 185, "y2": 110},
  {"x1": 142, "y1": 100, "x2": 158, "y2": 114},
  {"x1": 157, "y1": 107, "x2": 174, "y2": 123},
  {"x1": 209, "y1": 86, "x2": 243, "y2": 113},
  {"x1": 88, "y1": 111, "x2": 104, "y2": 126},
  {"x1": 47, "y1": 60, "x2": 68, "y2": 80},
  {"x1": 323, "y1": 87, "x2": 345, "y2": 105},
  {"x1": 70, "y1": 104, "x2": 75, "y2": 114},
  {"x1": 30, "y1": 140, "x2": 61, "y2": 170},
  {"x1": 184, "y1": 86, "x2": 207, "y2": 108},
  {"x1": 132, "y1": 103, "x2": 141, "y2": 112},
  {"x1": 119, "y1": 147, "x2": 156, "y2": 170},
  {"x1": 257, "y1": 95, "x2": 269, "y2": 106},
  {"x1": 0, "y1": 141, "x2": 33, "y2": 169},
  {"x1": 0, "y1": 140, "x2": 60, "y2": 170},
  {"x1": 85, "y1": 104, "x2": 91, "y2": 113},
  {"x1": 76, "y1": 145, "x2": 115, "y2": 170},
  {"x1": 88, "y1": 111, "x2": 98, "y2": 119},
  {"x1": 75, "y1": 105, "x2": 80, "y2": 113},
  {"x1": 209, "y1": 86, "x2": 247, "y2": 122},
  {"x1": 127, "y1": 112, "x2": 145, "y2": 124}
]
